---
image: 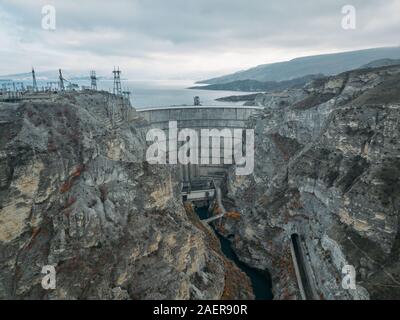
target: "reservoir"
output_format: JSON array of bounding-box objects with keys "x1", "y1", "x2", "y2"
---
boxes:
[{"x1": 12, "y1": 79, "x2": 252, "y2": 109}]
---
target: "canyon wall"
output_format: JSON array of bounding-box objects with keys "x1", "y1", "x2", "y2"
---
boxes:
[
  {"x1": 223, "y1": 65, "x2": 400, "y2": 299},
  {"x1": 0, "y1": 92, "x2": 252, "y2": 299}
]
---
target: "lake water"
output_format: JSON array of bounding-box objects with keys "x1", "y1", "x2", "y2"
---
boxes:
[
  {"x1": 115, "y1": 80, "x2": 250, "y2": 110},
  {"x1": 9, "y1": 79, "x2": 251, "y2": 110}
]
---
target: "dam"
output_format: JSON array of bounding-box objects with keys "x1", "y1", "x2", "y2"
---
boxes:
[
  {"x1": 0, "y1": 86, "x2": 322, "y2": 299},
  {"x1": 138, "y1": 105, "x2": 262, "y2": 197},
  {"x1": 139, "y1": 104, "x2": 317, "y2": 300},
  {"x1": 139, "y1": 104, "x2": 276, "y2": 299}
]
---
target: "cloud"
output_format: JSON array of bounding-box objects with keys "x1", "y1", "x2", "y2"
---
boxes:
[{"x1": 0, "y1": 0, "x2": 399, "y2": 79}]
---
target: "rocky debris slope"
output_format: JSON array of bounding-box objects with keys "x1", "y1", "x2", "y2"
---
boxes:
[
  {"x1": 0, "y1": 91, "x2": 239, "y2": 299},
  {"x1": 222, "y1": 65, "x2": 400, "y2": 299}
]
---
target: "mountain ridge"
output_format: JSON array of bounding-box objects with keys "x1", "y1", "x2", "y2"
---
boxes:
[
  {"x1": 199, "y1": 46, "x2": 400, "y2": 84},
  {"x1": 0, "y1": 70, "x2": 114, "y2": 81},
  {"x1": 190, "y1": 74, "x2": 323, "y2": 92}
]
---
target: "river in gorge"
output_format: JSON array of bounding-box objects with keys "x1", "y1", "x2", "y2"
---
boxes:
[{"x1": 195, "y1": 207, "x2": 273, "y2": 300}]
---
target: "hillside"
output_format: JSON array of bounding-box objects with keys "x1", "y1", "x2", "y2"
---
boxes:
[
  {"x1": 361, "y1": 58, "x2": 400, "y2": 69},
  {"x1": 224, "y1": 64, "x2": 400, "y2": 299},
  {"x1": 199, "y1": 47, "x2": 400, "y2": 84},
  {"x1": 0, "y1": 92, "x2": 252, "y2": 299},
  {"x1": 190, "y1": 74, "x2": 322, "y2": 92}
]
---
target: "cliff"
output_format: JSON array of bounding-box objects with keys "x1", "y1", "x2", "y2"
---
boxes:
[
  {"x1": 222, "y1": 65, "x2": 400, "y2": 299},
  {"x1": 0, "y1": 91, "x2": 252, "y2": 299}
]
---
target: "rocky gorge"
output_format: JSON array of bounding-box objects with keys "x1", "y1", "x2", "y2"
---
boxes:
[
  {"x1": 0, "y1": 92, "x2": 252, "y2": 299},
  {"x1": 220, "y1": 64, "x2": 400, "y2": 299},
  {"x1": 0, "y1": 63, "x2": 399, "y2": 300}
]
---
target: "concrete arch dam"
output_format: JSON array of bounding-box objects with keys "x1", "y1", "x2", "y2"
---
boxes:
[{"x1": 138, "y1": 105, "x2": 262, "y2": 197}]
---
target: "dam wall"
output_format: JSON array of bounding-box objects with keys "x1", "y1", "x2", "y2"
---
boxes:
[{"x1": 138, "y1": 106, "x2": 263, "y2": 188}]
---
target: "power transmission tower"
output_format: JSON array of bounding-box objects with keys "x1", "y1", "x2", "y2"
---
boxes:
[
  {"x1": 18, "y1": 82, "x2": 25, "y2": 92},
  {"x1": 90, "y1": 70, "x2": 97, "y2": 90},
  {"x1": 122, "y1": 88, "x2": 131, "y2": 100},
  {"x1": 122, "y1": 88, "x2": 132, "y2": 120},
  {"x1": 59, "y1": 69, "x2": 65, "y2": 92},
  {"x1": 32, "y1": 68, "x2": 38, "y2": 92},
  {"x1": 112, "y1": 67, "x2": 122, "y2": 96}
]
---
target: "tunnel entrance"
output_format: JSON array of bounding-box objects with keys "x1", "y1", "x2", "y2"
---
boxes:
[{"x1": 290, "y1": 234, "x2": 315, "y2": 300}]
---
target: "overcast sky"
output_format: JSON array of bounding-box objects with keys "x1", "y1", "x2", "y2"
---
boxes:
[{"x1": 0, "y1": 0, "x2": 399, "y2": 79}]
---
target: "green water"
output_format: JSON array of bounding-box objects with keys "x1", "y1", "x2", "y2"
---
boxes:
[{"x1": 195, "y1": 207, "x2": 273, "y2": 300}]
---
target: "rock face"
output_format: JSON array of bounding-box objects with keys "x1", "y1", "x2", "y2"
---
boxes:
[
  {"x1": 0, "y1": 92, "x2": 239, "y2": 299},
  {"x1": 223, "y1": 65, "x2": 400, "y2": 299}
]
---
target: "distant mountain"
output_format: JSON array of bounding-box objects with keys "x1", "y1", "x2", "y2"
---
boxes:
[
  {"x1": 0, "y1": 72, "x2": 36, "y2": 81},
  {"x1": 361, "y1": 58, "x2": 400, "y2": 69},
  {"x1": 0, "y1": 70, "x2": 77, "y2": 81},
  {"x1": 0, "y1": 70, "x2": 113, "y2": 81},
  {"x1": 199, "y1": 47, "x2": 400, "y2": 85},
  {"x1": 189, "y1": 74, "x2": 323, "y2": 92}
]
